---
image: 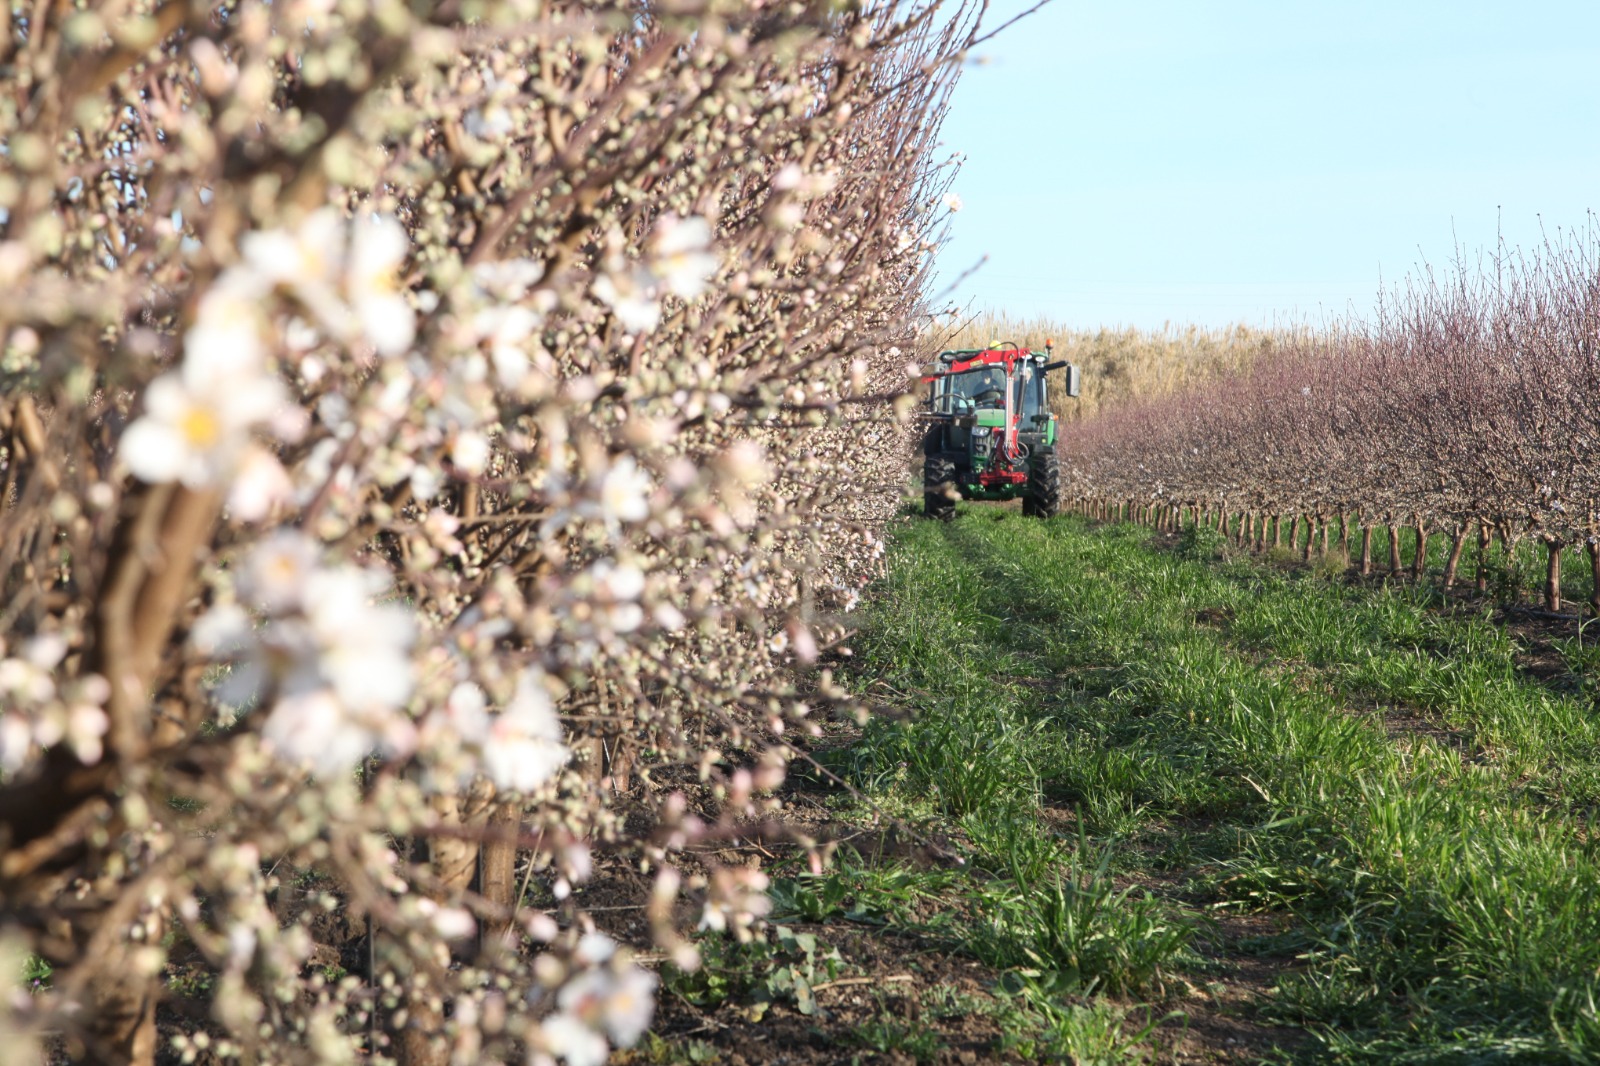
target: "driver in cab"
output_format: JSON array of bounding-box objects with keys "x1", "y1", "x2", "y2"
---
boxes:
[{"x1": 954, "y1": 366, "x2": 1008, "y2": 409}]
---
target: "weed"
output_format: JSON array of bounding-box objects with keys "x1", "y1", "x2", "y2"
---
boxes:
[
  {"x1": 768, "y1": 848, "x2": 960, "y2": 928},
  {"x1": 625, "y1": 1033, "x2": 719, "y2": 1065},
  {"x1": 662, "y1": 926, "x2": 843, "y2": 1021},
  {"x1": 993, "y1": 972, "x2": 1161, "y2": 1064},
  {"x1": 1176, "y1": 520, "x2": 1225, "y2": 562},
  {"x1": 23, "y1": 953, "x2": 51, "y2": 993},
  {"x1": 166, "y1": 969, "x2": 215, "y2": 998},
  {"x1": 966, "y1": 839, "x2": 1193, "y2": 995},
  {"x1": 844, "y1": 1012, "x2": 945, "y2": 1062}
]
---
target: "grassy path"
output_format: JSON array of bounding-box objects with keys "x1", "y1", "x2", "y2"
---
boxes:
[
  {"x1": 832, "y1": 509, "x2": 1600, "y2": 1062},
  {"x1": 648, "y1": 508, "x2": 1600, "y2": 1064}
]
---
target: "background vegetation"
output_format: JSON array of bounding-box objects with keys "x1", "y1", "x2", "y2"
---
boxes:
[{"x1": 924, "y1": 311, "x2": 1288, "y2": 421}]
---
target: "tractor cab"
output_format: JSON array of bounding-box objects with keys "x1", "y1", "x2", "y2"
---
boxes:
[
  {"x1": 933, "y1": 365, "x2": 1009, "y2": 414},
  {"x1": 919, "y1": 340, "x2": 1081, "y2": 520}
]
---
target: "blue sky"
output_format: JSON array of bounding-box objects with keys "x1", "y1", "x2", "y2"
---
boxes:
[{"x1": 932, "y1": 0, "x2": 1600, "y2": 329}]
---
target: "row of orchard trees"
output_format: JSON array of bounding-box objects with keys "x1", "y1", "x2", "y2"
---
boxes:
[
  {"x1": 1059, "y1": 232, "x2": 1600, "y2": 614},
  {"x1": 0, "y1": 2, "x2": 975, "y2": 1064}
]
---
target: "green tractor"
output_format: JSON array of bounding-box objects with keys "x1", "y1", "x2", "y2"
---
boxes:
[{"x1": 920, "y1": 340, "x2": 1081, "y2": 520}]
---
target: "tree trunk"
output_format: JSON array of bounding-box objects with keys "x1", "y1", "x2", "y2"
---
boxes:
[
  {"x1": 1254, "y1": 512, "x2": 1267, "y2": 552},
  {"x1": 396, "y1": 784, "x2": 497, "y2": 1066},
  {"x1": 480, "y1": 803, "x2": 522, "y2": 947},
  {"x1": 1443, "y1": 523, "x2": 1470, "y2": 589},
  {"x1": 1360, "y1": 526, "x2": 1373, "y2": 576},
  {"x1": 1288, "y1": 515, "x2": 1300, "y2": 553},
  {"x1": 1319, "y1": 516, "x2": 1330, "y2": 556},
  {"x1": 1338, "y1": 514, "x2": 1350, "y2": 553},
  {"x1": 82, "y1": 963, "x2": 161, "y2": 1066},
  {"x1": 1411, "y1": 521, "x2": 1429, "y2": 579},
  {"x1": 1545, "y1": 540, "x2": 1563, "y2": 612},
  {"x1": 1387, "y1": 524, "x2": 1402, "y2": 574},
  {"x1": 1587, "y1": 541, "x2": 1600, "y2": 618},
  {"x1": 1273, "y1": 515, "x2": 1283, "y2": 547},
  {"x1": 1476, "y1": 522, "x2": 1491, "y2": 592},
  {"x1": 1302, "y1": 517, "x2": 1315, "y2": 562}
]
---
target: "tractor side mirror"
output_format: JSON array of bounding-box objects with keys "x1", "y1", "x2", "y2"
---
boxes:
[{"x1": 1038, "y1": 360, "x2": 1082, "y2": 399}]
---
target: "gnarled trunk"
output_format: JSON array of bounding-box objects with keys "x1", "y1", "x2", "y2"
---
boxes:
[
  {"x1": 1360, "y1": 525, "x2": 1373, "y2": 576},
  {"x1": 1443, "y1": 523, "x2": 1470, "y2": 589},
  {"x1": 1387, "y1": 524, "x2": 1402, "y2": 574},
  {"x1": 1411, "y1": 520, "x2": 1429, "y2": 579},
  {"x1": 1587, "y1": 541, "x2": 1600, "y2": 618},
  {"x1": 1476, "y1": 522, "x2": 1492, "y2": 592},
  {"x1": 1545, "y1": 539, "x2": 1564, "y2": 612}
]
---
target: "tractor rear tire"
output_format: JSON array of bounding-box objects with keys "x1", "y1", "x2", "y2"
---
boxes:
[
  {"x1": 1027, "y1": 450, "x2": 1060, "y2": 519},
  {"x1": 924, "y1": 455, "x2": 957, "y2": 521}
]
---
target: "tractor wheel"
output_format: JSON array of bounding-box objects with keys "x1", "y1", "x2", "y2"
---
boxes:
[
  {"x1": 1027, "y1": 449, "x2": 1060, "y2": 519},
  {"x1": 924, "y1": 455, "x2": 958, "y2": 521}
]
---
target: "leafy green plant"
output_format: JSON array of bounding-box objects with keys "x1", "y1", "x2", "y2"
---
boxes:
[
  {"x1": 966, "y1": 846, "x2": 1194, "y2": 996},
  {"x1": 844, "y1": 1012, "x2": 945, "y2": 1062},
  {"x1": 1176, "y1": 520, "x2": 1225, "y2": 562},
  {"x1": 23, "y1": 953, "x2": 51, "y2": 993},
  {"x1": 662, "y1": 926, "x2": 844, "y2": 1020},
  {"x1": 627, "y1": 1033, "x2": 720, "y2": 1065},
  {"x1": 769, "y1": 849, "x2": 962, "y2": 929},
  {"x1": 993, "y1": 973, "x2": 1162, "y2": 1064}
]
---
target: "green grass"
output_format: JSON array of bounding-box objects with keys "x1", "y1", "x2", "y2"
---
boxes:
[{"x1": 829, "y1": 505, "x2": 1600, "y2": 1062}]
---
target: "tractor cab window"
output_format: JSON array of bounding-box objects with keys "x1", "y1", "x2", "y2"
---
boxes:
[
  {"x1": 940, "y1": 366, "x2": 1008, "y2": 410},
  {"x1": 1017, "y1": 362, "x2": 1046, "y2": 423}
]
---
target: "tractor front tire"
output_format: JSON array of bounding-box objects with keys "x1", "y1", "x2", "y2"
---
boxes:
[
  {"x1": 924, "y1": 455, "x2": 958, "y2": 521},
  {"x1": 1027, "y1": 450, "x2": 1060, "y2": 519}
]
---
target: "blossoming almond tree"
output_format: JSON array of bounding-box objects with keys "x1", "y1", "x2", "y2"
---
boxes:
[
  {"x1": 0, "y1": 2, "x2": 979, "y2": 1064},
  {"x1": 1059, "y1": 233, "x2": 1600, "y2": 612}
]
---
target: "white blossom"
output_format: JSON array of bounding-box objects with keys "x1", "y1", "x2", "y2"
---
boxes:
[
  {"x1": 649, "y1": 215, "x2": 718, "y2": 300},
  {"x1": 227, "y1": 447, "x2": 294, "y2": 523},
  {"x1": 556, "y1": 965, "x2": 658, "y2": 1048},
  {"x1": 481, "y1": 671, "x2": 569, "y2": 793},
  {"x1": 584, "y1": 456, "x2": 652, "y2": 528},
  {"x1": 451, "y1": 430, "x2": 491, "y2": 476},
  {"x1": 348, "y1": 214, "x2": 415, "y2": 356},
  {"x1": 240, "y1": 531, "x2": 321, "y2": 613},
  {"x1": 538, "y1": 1012, "x2": 608, "y2": 1066},
  {"x1": 592, "y1": 267, "x2": 661, "y2": 333}
]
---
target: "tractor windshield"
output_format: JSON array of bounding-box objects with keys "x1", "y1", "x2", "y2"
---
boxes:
[{"x1": 944, "y1": 366, "x2": 1008, "y2": 408}]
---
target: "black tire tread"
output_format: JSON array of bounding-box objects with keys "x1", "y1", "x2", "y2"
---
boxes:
[
  {"x1": 1027, "y1": 449, "x2": 1060, "y2": 519},
  {"x1": 924, "y1": 454, "x2": 958, "y2": 521}
]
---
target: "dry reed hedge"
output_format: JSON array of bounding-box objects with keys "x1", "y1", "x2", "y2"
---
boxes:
[{"x1": 926, "y1": 310, "x2": 1288, "y2": 422}]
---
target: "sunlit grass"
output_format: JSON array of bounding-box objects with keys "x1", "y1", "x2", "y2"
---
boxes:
[{"x1": 835, "y1": 505, "x2": 1600, "y2": 1061}]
